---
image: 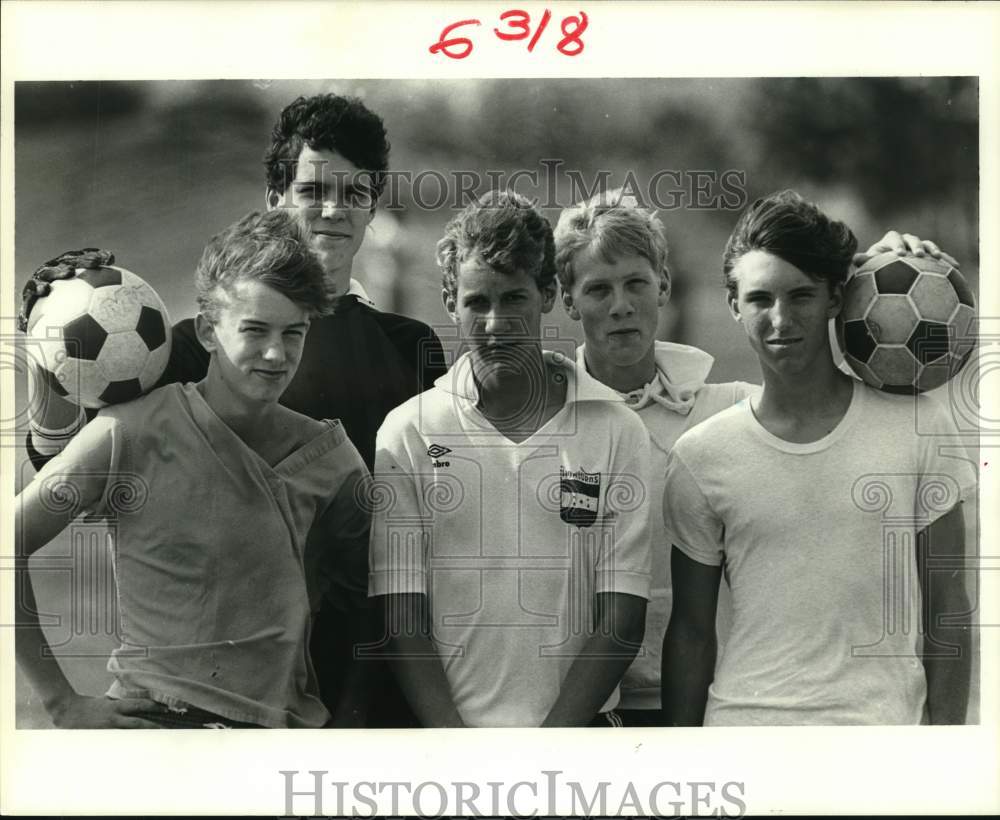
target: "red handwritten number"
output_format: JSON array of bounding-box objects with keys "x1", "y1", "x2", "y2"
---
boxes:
[
  {"x1": 433, "y1": 10, "x2": 586, "y2": 59},
  {"x1": 494, "y1": 10, "x2": 531, "y2": 41},
  {"x1": 557, "y1": 11, "x2": 588, "y2": 56},
  {"x1": 494, "y1": 9, "x2": 552, "y2": 52},
  {"x1": 430, "y1": 18, "x2": 481, "y2": 60}
]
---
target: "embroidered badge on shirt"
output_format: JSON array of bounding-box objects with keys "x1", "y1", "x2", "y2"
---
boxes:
[{"x1": 559, "y1": 467, "x2": 601, "y2": 528}]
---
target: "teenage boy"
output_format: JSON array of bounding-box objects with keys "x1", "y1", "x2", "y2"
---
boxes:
[
  {"x1": 368, "y1": 191, "x2": 652, "y2": 727},
  {"x1": 16, "y1": 210, "x2": 369, "y2": 728},
  {"x1": 554, "y1": 191, "x2": 756, "y2": 725},
  {"x1": 17, "y1": 93, "x2": 446, "y2": 725},
  {"x1": 661, "y1": 191, "x2": 975, "y2": 725}
]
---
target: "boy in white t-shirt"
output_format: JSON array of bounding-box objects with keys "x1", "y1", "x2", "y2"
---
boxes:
[
  {"x1": 661, "y1": 190, "x2": 976, "y2": 725},
  {"x1": 368, "y1": 191, "x2": 653, "y2": 727}
]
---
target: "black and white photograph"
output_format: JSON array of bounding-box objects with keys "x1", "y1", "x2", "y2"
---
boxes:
[{"x1": 2, "y1": 1, "x2": 998, "y2": 816}]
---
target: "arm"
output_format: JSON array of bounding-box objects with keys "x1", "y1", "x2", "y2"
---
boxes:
[
  {"x1": 367, "y1": 431, "x2": 462, "y2": 726},
  {"x1": 917, "y1": 504, "x2": 972, "y2": 724},
  {"x1": 15, "y1": 419, "x2": 166, "y2": 727},
  {"x1": 661, "y1": 547, "x2": 723, "y2": 727},
  {"x1": 377, "y1": 593, "x2": 465, "y2": 728},
  {"x1": 542, "y1": 592, "x2": 647, "y2": 727},
  {"x1": 19, "y1": 249, "x2": 108, "y2": 469},
  {"x1": 328, "y1": 598, "x2": 375, "y2": 728},
  {"x1": 306, "y1": 454, "x2": 374, "y2": 727}
]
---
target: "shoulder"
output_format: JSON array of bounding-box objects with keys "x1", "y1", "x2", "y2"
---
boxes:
[
  {"x1": 695, "y1": 380, "x2": 759, "y2": 411},
  {"x1": 858, "y1": 380, "x2": 960, "y2": 435},
  {"x1": 673, "y1": 400, "x2": 748, "y2": 456},
  {"x1": 159, "y1": 317, "x2": 209, "y2": 386},
  {"x1": 378, "y1": 386, "x2": 444, "y2": 439},
  {"x1": 360, "y1": 304, "x2": 442, "y2": 345},
  {"x1": 272, "y1": 404, "x2": 341, "y2": 446},
  {"x1": 853, "y1": 379, "x2": 924, "y2": 420},
  {"x1": 99, "y1": 382, "x2": 184, "y2": 424},
  {"x1": 171, "y1": 317, "x2": 198, "y2": 342},
  {"x1": 593, "y1": 399, "x2": 648, "y2": 433}
]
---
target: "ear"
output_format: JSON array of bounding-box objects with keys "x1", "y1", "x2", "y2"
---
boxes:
[
  {"x1": 727, "y1": 290, "x2": 742, "y2": 323},
  {"x1": 442, "y1": 288, "x2": 458, "y2": 322},
  {"x1": 265, "y1": 186, "x2": 284, "y2": 212},
  {"x1": 826, "y1": 281, "x2": 845, "y2": 319},
  {"x1": 539, "y1": 281, "x2": 558, "y2": 315},
  {"x1": 561, "y1": 288, "x2": 581, "y2": 321},
  {"x1": 657, "y1": 272, "x2": 671, "y2": 308},
  {"x1": 194, "y1": 313, "x2": 218, "y2": 353}
]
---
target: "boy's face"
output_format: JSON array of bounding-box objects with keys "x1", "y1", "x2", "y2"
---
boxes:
[
  {"x1": 727, "y1": 250, "x2": 842, "y2": 380},
  {"x1": 268, "y1": 145, "x2": 375, "y2": 289},
  {"x1": 562, "y1": 247, "x2": 667, "y2": 369},
  {"x1": 197, "y1": 280, "x2": 310, "y2": 405},
  {"x1": 443, "y1": 256, "x2": 556, "y2": 378}
]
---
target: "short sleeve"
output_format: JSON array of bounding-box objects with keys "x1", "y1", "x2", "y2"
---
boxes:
[
  {"x1": 305, "y1": 444, "x2": 372, "y2": 615},
  {"x1": 368, "y1": 423, "x2": 430, "y2": 597},
  {"x1": 595, "y1": 412, "x2": 653, "y2": 599},
  {"x1": 915, "y1": 394, "x2": 978, "y2": 523},
  {"x1": 661, "y1": 447, "x2": 725, "y2": 567},
  {"x1": 30, "y1": 412, "x2": 121, "y2": 518}
]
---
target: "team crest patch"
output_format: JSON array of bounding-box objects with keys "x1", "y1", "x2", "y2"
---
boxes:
[{"x1": 559, "y1": 467, "x2": 601, "y2": 528}]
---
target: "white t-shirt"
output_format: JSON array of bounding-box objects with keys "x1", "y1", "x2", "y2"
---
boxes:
[
  {"x1": 663, "y1": 379, "x2": 976, "y2": 725},
  {"x1": 369, "y1": 350, "x2": 653, "y2": 727},
  {"x1": 577, "y1": 341, "x2": 756, "y2": 710}
]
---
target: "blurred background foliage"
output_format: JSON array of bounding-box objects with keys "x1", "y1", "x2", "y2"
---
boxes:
[{"x1": 15, "y1": 77, "x2": 978, "y2": 384}]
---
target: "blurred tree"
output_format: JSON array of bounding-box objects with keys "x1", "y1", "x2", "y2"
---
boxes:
[
  {"x1": 15, "y1": 81, "x2": 145, "y2": 124},
  {"x1": 743, "y1": 77, "x2": 977, "y2": 217}
]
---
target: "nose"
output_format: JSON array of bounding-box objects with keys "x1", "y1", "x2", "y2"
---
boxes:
[
  {"x1": 609, "y1": 287, "x2": 635, "y2": 319},
  {"x1": 482, "y1": 309, "x2": 512, "y2": 337},
  {"x1": 769, "y1": 298, "x2": 794, "y2": 333},
  {"x1": 320, "y1": 198, "x2": 346, "y2": 219},
  {"x1": 261, "y1": 339, "x2": 286, "y2": 365}
]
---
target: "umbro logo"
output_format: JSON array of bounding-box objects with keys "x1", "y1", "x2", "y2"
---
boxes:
[{"x1": 427, "y1": 443, "x2": 452, "y2": 468}]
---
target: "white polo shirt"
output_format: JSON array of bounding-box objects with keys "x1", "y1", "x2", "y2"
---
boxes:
[{"x1": 369, "y1": 350, "x2": 653, "y2": 727}]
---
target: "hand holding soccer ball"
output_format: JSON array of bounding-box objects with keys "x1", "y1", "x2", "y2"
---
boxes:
[
  {"x1": 852, "y1": 231, "x2": 961, "y2": 270},
  {"x1": 20, "y1": 249, "x2": 172, "y2": 408},
  {"x1": 837, "y1": 248, "x2": 976, "y2": 394}
]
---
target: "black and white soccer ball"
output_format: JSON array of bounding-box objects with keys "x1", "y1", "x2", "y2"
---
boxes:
[
  {"x1": 27, "y1": 265, "x2": 172, "y2": 408},
  {"x1": 836, "y1": 252, "x2": 976, "y2": 394}
]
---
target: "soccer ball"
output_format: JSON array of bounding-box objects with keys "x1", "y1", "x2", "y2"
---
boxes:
[
  {"x1": 836, "y1": 252, "x2": 976, "y2": 394},
  {"x1": 27, "y1": 265, "x2": 172, "y2": 408}
]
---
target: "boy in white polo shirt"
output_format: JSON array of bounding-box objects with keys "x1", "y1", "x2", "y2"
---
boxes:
[{"x1": 368, "y1": 191, "x2": 653, "y2": 727}]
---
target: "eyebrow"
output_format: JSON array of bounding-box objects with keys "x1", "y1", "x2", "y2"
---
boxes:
[{"x1": 240, "y1": 319, "x2": 310, "y2": 329}]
